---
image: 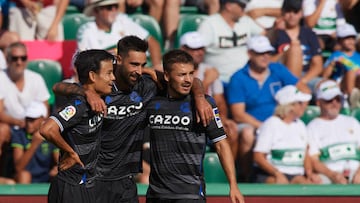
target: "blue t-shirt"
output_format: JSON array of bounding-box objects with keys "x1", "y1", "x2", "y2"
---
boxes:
[
  {"x1": 272, "y1": 27, "x2": 322, "y2": 72},
  {"x1": 324, "y1": 51, "x2": 360, "y2": 80},
  {"x1": 227, "y1": 62, "x2": 298, "y2": 122},
  {"x1": 11, "y1": 131, "x2": 58, "y2": 183}
]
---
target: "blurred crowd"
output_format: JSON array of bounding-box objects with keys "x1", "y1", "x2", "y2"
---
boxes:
[{"x1": 1, "y1": 0, "x2": 360, "y2": 186}]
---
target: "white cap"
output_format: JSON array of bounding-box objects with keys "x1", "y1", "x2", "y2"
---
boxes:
[
  {"x1": 25, "y1": 101, "x2": 47, "y2": 119},
  {"x1": 180, "y1": 32, "x2": 206, "y2": 49},
  {"x1": 275, "y1": 85, "x2": 311, "y2": 105},
  {"x1": 247, "y1": 35, "x2": 275, "y2": 53},
  {"x1": 336, "y1": 23, "x2": 357, "y2": 38},
  {"x1": 84, "y1": 0, "x2": 119, "y2": 16},
  {"x1": 316, "y1": 80, "x2": 342, "y2": 100}
]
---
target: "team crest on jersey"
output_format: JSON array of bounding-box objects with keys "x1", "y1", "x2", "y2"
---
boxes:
[
  {"x1": 59, "y1": 106, "x2": 76, "y2": 121},
  {"x1": 213, "y1": 108, "x2": 223, "y2": 128}
]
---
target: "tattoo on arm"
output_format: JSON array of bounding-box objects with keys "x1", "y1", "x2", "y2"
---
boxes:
[{"x1": 53, "y1": 82, "x2": 85, "y2": 96}]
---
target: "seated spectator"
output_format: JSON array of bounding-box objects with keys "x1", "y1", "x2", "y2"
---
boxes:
[
  {"x1": 322, "y1": 23, "x2": 360, "y2": 107},
  {"x1": 8, "y1": 0, "x2": 69, "y2": 41},
  {"x1": 198, "y1": 0, "x2": 264, "y2": 87},
  {"x1": 254, "y1": 85, "x2": 321, "y2": 184},
  {"x1": 180, "y1": 31, "x2": 239, "y2": 160},
  {"x1": 272, "y1": 0, "x2": 323, "y2": 93},
  {"x1": 308, "y1": 80, "x2": 360, "y2": 184},
  {"x1": 78, "y1": 0, "x2": 162, "y2": 70},
  {"x1": 162, "y1": 0, "x2": 220, "y2": 49},
  {"x1": 339, "y1": 0, "x2": 360, "y2": 52},
  {"x1": 0, "y1": 42, "x2": 50, "y2": 170},
  {"x1": 120, "y1": 0, "x2": 164, "y2": 23},
  {"x1": 245, "y1": 0, "x2": 283, "y2": 30},
  {"x1": 227, "y1": 35, "x2": 308, "y2": 181},
  {"x1": 302, "y1": 0, "x2": 346, "y2": 52},
  {"x1": 11, "y1": 101, "x2": 58, "y2": 183}
]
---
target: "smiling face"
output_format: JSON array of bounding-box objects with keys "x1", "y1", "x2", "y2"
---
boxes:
[
  {"x1": 93, "y1": 59, "x2": 116, "y2": 95},
  {"x1": 165, "y1": 62, "x2": 195, "y2": 98},
  {"x1": 115, "y1": 50, "x2": 147, "y2": 89}
]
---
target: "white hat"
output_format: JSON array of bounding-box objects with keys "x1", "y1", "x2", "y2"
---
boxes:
[
  {"x1": 180, "y1": 32, "x2": 206, "y2": 49},
  {"x1": 275, "y1": 85, "x2": 311, "y2": 105},
  {"x1": 84, "y1": 0, "x2": 119, "y2": 16},
  {"x1": 316, "y1": 80, "x2": 342, "y2": 100},
  {"x1": 336, "y1": 23, "x2": 357, "y2": 38},
  {"x1": 25, "y1": 101, "x2": 47, "y2": 119},
  {"x1": 247, "y1": 35, "x2": 275, "y2": 53}
]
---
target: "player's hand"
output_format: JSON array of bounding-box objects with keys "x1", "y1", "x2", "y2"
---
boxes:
[
  {"x1": 195, "y1": 96, "x2": 214, "y2": 127},
  {"x1": 85, "y1": 89, "x2": 107, "y2": 116},
  {"x1": 59, "y1": 151, "x2": 84, "y2": 171},
  {"x1": 230, "y1": 186, "x2": 245, "y2": 203}
]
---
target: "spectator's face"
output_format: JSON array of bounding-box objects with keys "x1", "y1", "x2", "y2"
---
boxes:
[
  {"x1": 292, "y1": 101, "x2": 307, "y2": 118},
  {"x1": 95, "y1": 4, "x2": 119, "y2": 26},
  {"x1": 318, "y1": 96, "x2": 341, "y2": 119},
  {"x1": 227, "y1": 2, "x2": 245, "y2": 22},
  {"x1": 26, "y1": 117, "x2": 43, "y2": 134},
  {"x1": 165, "y1": 63, "x2": 194, "y2": 98},
  {"x1": 249, "y1": 51, "x2": 271, "y2": 70},
  {"x1": 282, "y1": 10, "x2": 303, "y2": 28},
  {"x1": 339, "y1": 37, "x2": 356, "y2": 52},
  {"x1": 116, "y1": 51, "x2": 146, "y2": 88},
  {"x1": 7, "y1": 47, "x2": 27, "y2": 81},
  {"x1": 183, "y1": 47, "x2": 205, "y2": 65},
  {"x1": 93, "y1": 59, "x2": 115, "y2": 95}
]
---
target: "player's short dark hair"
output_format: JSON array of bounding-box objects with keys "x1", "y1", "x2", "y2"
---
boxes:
[
  {"x1": 74, "y1": 49, "x2": 114, "y2": 84},
  {"x1": 117, "y1": 35, "x2": 148, "y2": 58},
  {"x1": 162, "y1": 49, "x2": 195, "y2": 73}
]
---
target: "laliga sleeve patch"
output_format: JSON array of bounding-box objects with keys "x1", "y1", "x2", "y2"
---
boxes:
[
  {"x1": 59, "y1": 106, "x2": 76, "y2": 121},
  {"x1": 213, "y1": 107, "x2": 223, "y2": 128}
]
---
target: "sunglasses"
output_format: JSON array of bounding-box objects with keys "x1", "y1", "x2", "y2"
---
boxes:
[
  {"x1": 98, "y1": 4, "x2": 119, "y2": 11},
  {"x1": 10, "y1": 55, "x2": 27, "y2": 62},
  {"x1": 323, "y1": 96, "x2": 342, "y2": 104}
]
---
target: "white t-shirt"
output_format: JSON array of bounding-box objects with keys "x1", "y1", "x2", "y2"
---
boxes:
[
  {"x1": 0, "y1": 69, "x2": 50, "y2": 119},
  {"x1": 307, "y1": 115, "x2": 360, "y2": 173},
  {"x1": 302, "y1": 0, "x2": 345, "y2": 35},
  {"x1": 198, "y1": 14, "x2": 263, "y2": 83},
  {"x1": 0, "y1": 50, "x2": 7, "y2": 70},
  {"x1": 77, "y1": 13, "x2": 149, "y2": 53},
  {"x1": 196, "y1": 63, "x2": 224, "y2": 96},
  {"x1": 254, "y1": 116, "x2": 308, "y2": 175},
  {"x1": 245, "y1": 0, "x2": 284, "y2": 29}
]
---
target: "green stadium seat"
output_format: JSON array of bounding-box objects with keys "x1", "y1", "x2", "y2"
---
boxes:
[
  {"x1": 62, "y1": 13, "x2": 91, "y2": 40},
  {"x1": 300, "y1": 105, "x2": 320, "y2": 125},
  {"x1": 180, "y1": 6, "x2": 199, "y2": 14},
  {"x1": 174, "y1": 14, "x2": 208, "y2": 48},
  {"x1": 203, "y1": 152, "x2": 227, "y2": 183},
  {"x1": 351, "y1": 108, "x2": 360, "y2": 121},
  {"x1": 66, "y1": 5, "x2": 80, "y2": 14},
  {"x1": 130, "y1": 14, "x2": 164, "y2": 52},
  {"x1": 27, "y1": 60, "x2": 63, "y2": 106}
]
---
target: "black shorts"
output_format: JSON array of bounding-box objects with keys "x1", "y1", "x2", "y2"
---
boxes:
[
  {"x1": 48, "y1": 176, "x2": 96, "y2": 203},
  {"x1": 95, "y1": 175, "x2": 138, "y2": 203},
  {"x1": 147, "y1": 198, "x2": 206, "y2": 203}
]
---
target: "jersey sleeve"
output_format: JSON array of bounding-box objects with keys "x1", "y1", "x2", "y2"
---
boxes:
[
  {"x1": 205, "y1": 96, "x2": 226, "y2": 143},
  {"x1": 50, "y1": 97, "x2": 88, "y2": 132}
]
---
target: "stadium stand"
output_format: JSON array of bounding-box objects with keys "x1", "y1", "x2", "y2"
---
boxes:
[
  {"x1": 203, "y1": 152, "x2": 227, "y2": 183},
  {"x1": 174, "y1": 14, "x2": 208, "y2": 48},
  {"x1": 62, "y1": 13, "x2": 91, "y2": 40}
]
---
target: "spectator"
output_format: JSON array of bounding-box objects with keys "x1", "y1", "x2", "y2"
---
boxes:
[
  {"x1": 254, "y1": 85, "x2": 321, "y2": 184},
  {"x1": 245, "y1": 0, "x2": 283, "y2": 30},
  {"x1": 308, "y1": 80, "x2": 360, "y2": 184},
  {"x1": 162, "y1": 0, "x2": 220, "y2": 50},
  {"x1": 302, "y1": 0, "x2": 346, "y2": 52},
  {"x1": 0, "y1": 42, "x2": 49, "y2": 172},
  {"x1": 11, "y1": 101, "x2": 58, "y2": 183},
  {"x1": 180, "y1": 31, "x2": 240, "y2": 160},
  {"x1": 227, "y1": 35, "x2": 308, "y2": 181},
  {"x1": 78, "y1": 0, "x2": 162, "y2": 70},
  {"x1": 272, "y1": 0, "x2": 323, "y2": 92},
  {"x1": 8, "y1": 0, "x2": 69, "y2": 41},
  {"x1": 198, "y1": 0, "x2": 264, "y2": 86},
  {"x1": 323, "y1": 23, "x2": 360, "y2": 104},
  {"x1": 120, "y1": 0, "x2": 164, "y2": 23}
]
